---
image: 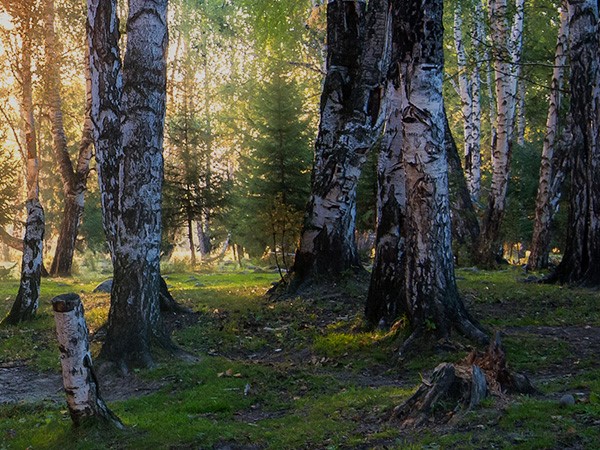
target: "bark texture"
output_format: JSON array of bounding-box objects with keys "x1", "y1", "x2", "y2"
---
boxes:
[
  {"x1": 550, "y1": 0, "x2": 600, "y2": 286},
  {"x1": 291, "y1": 0, "x2": 392, "y2": 286},
  {"x1": 369, "y1": 0, "x2": 487, "y2": 345},
  {"x1": 46, "y1": 0, "x2": 94, "y2": 277},
  {"x1": 88, "y1": 0, "x2": 171, "y2": 368},
  {"x1": 365, "y1": 81, "x2": 405, "y2": 326},
  {"x1": 2, "y1": 20, "x2": 45, "y2": 326},
  {"x1": 477, "y1": 0, "x2": 524, "y2": 267},
  {"x1": 52, "y1": 294, "x2": 123, "y2": 428},
  {"x1": 453, "y1": 1, "x2": 483, "y2": 202},
  {"x1": 528, "y1": 2, "x2": 570, "y2": 270}
]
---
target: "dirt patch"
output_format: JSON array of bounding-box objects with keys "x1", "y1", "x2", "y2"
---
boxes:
[
  {"x1": 0, "y1": 363, "x2": 164, "y2": 405},
  {"x1": 0, "y1": 363, "x2": 62, "y2": 404}
]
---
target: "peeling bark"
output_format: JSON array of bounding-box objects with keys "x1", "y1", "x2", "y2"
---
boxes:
[
  {"x1": 291, "y1": 0, "x2": 392, "y2": 287},
  {"x1": 369, "y1": 0, "x2": 487, "y2": 345},
  {"x1": 528, "y1": 2, "x2": 570, "y2": 271},
  {"x1": 550, "y1": 0, "x2": 600, "y2": 286}
]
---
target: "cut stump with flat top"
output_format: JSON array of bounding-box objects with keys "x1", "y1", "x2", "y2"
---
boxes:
[{"x1": 52, "y1": 293, "x2": 123, "y2": 428}]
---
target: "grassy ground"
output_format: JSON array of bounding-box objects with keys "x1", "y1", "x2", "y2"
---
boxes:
[{"x1": 0, "y1": 266, "x2": 599, "y2": 449}]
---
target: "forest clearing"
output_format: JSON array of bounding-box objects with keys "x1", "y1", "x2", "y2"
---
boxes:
[
  {"x1": 1, "y1": 266, "x2": 599, "y2": 449},
  {"x1": 1, "y1": 0, "x2": 600, "y2": 448}
]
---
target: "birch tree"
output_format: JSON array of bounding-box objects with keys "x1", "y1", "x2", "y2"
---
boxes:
[
  {"x1": 453, "y1": 0, "x2": 483, "y2": 202},
  {"x1": 2, "y1": 0, "x2": 46, "y2": 325},
  {"x1": 45, "y1": 0, "x2": 94, "y2": 277},
  {"x1": 88, "y1": 0, "x2": 172, "y2": 369},
  {"x1": 477, "y1": 0, "x2": 525, "y2": 267},
  {"x1": 290, "y1": 0, "x2": 392, "y2": 288},
  {"x1": 550, "y1": 0, "x2": 600, "y2": 286},
  {"x1": 367, "y1": 0, "x2": 487, "y2": 346},
  {"x1": 528, "y1": 1, "x2": 570, "y2": 270}
]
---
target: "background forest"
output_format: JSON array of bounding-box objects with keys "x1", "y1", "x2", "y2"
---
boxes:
[
  {"x1": 0, "y1": 0, "x2": 571, "y2": 274},
  {"x1": 1, "y1": 0, "x2": 599, "y2": 449}
]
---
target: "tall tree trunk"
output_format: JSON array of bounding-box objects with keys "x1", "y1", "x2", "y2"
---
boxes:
[
  {"x1": 3, "y1": 28, "x2": 45, "y2": 325},
  {"x1": 550, "y1": 0, "x2": 600, "y2": 286},
  {"x1": 291, "y1": 0, "x2": 391, "y2": 287},
  {"x1": 88, "y1": 0, "x2": 171, "y2": 369},
  {"x1": 477, "y1": 0, "x2": 523, "y2": 267},
  {"x1": 46, "y1": 0, "x2": 94, "y2": 277},
  {"x1": 365, "y1": 81, "x2": 405, "y2": 327},
  {"x1": 528, "y1": 2, "x2": 570, "y2": 270},
  {"x1": 453, "y1": 1, "x2": 482, "y2": 202},
  {"x1": 367, "y1": 0, "x2": 487, "y2": 346}
]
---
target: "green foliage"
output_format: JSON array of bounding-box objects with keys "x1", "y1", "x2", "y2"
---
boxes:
[
  {"x1": 0, "y1": 149, "x2": 21, "y2": 228},
  {"x1": 230, "y1": 64, "x2": 312, "y2": 263}
]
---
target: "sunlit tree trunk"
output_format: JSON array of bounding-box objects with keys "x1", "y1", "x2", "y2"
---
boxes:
[
  {"x1": 3, "y1": 26, "x2": 45, "y2": 325},
  {"x1": 88, "y1": 0, "x2": 171, "y2": 369},
  {"x1": 477, "y1": 0, "x2": 524, "y2": 267},
  {"x1": 291, "y1": 0, "x2": 392, "y2": 287},
  {"x1": 45, "y1": 0, "x2": 94, "y2": 277},
  {"x1": 550, "y1": 0, "x2": 600, "y2": 286},
  {"x1": 528, "y1": 2, "x2": 570, "y2": 270}
]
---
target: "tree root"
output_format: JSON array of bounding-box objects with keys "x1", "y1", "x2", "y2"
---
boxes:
[{"x1": 393, "y1": 332, "x2": 537, "y2": 428}]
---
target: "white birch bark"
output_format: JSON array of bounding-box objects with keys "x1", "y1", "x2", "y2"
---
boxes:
[
  {"x1": 292, "y1": 0, "x2": 392, "y2": 285},
  {"x1": 2, "y1": 18, "x2": 45, "y2": 325},
  {"x1": 379, "y1": 0, "x2": 487, "y2": 346},
  {"x1": 88, "y1": 0, "x2": 172, "y2": 368},
  {"x1": 528, "y1": 2, "x2": 569, "y2": 270},
  {"x1": 478, "y1": 0, "x2": 524, "y2": 266},
  {"x1": 52, "y1": 294, "x2": 123, "y2": 428},
  {"x1": 552, "y1": 0, "x2": 600, "y2": 285},
  {"x1": 454, "y1": 2, "x2": 482, "y2": 202}
]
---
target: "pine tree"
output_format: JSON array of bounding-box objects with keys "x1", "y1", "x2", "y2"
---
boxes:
[{"x1": 232, "y1": 65, "x2": 312, "y2": 270}]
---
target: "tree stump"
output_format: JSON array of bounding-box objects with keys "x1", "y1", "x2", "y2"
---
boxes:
[
  {"x1": 52, "y1": 294, "x2": 123, "y2": 428},
  {"x1": 393, "y1": 332, "x2": 536, "y2": 428}
]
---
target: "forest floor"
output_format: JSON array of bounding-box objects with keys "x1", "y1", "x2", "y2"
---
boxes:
[{"x1": 1, "y1": 266, "x2": 599, "y2": 449}]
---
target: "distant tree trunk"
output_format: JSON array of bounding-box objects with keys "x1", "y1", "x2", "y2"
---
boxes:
[
  {"x1": 453, "y1": 1, "x2": 482, "y2": 202},
  {"x1": 46, "y1": 1, "x2": 94, "y2": 277},
  {"x1": 2, "y1": 29, "x2": 45, "y2": 325},
  {"x1": 365, "y1": 81, "x2": 405, "y2": 327},
  {"x1": 88, "y1": 0, "x2": 172, "y2": 369},
  {"x1": 477, "y1": 0, "x2": 523, "y2": 267},
  {"x1": 550, "y1": 0, "x2": 600, "y2": 286},
  {"x1": 528, "y1": 2, "x2": 570, "y2": 270},
  {"x1": 197, "y1": 220, "x2": 211, "y2": 258},
  {"x1": 445, "y1": 112, "x2": 481, "y2": 257},
  {"x1": 291, "y1": 0, "x2": 391, "y2": 287},
  {"x1": 369, "y1": 0, "x2": 487, "y2": 347},
  {"x1": 187, "y1": 214, "x2": 196, "y2": 266}
]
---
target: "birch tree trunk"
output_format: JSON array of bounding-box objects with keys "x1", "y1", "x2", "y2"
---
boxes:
[
  {"x1": 46, "y1": 0, "x2": 94, "y2": 277},
  {"x1": 291, "y1": 0, "x2": 392, "y2": 287},
  {"x1": 528, "y1": 2, "x2": 570, "y2": 270},
  {"x1": 477, "y1": 0, "x2": 523, "y2": 267},
  {"x1": 2, "y1": 24, "x2": 45, "y2": 325},
  {"x1": 52, "y1": 294, "x2": 123, "y2": 428},
  {"x1": 370, "y1": 0, "x2": 487, "y2": 347},
  {"x1": 365, "y1": 81, "x2": 405, "y2": 327},
  {"x1": 88, "y1": 0, "x2": 172, "y2": 369},
  {"x1": 454, "y1": 1, "x2": 482, "y2": 202},
  {"x1": 550, "y1": 0, "x2": 600, "y2": 286}
]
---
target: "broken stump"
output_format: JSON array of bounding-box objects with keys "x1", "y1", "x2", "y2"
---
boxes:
[
  {"x1": 393, "y1": 332, "x2": 536, "y2": 428},
  {"x1": 52, "y1": 293, "x2": 123, "y2": 429}
]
